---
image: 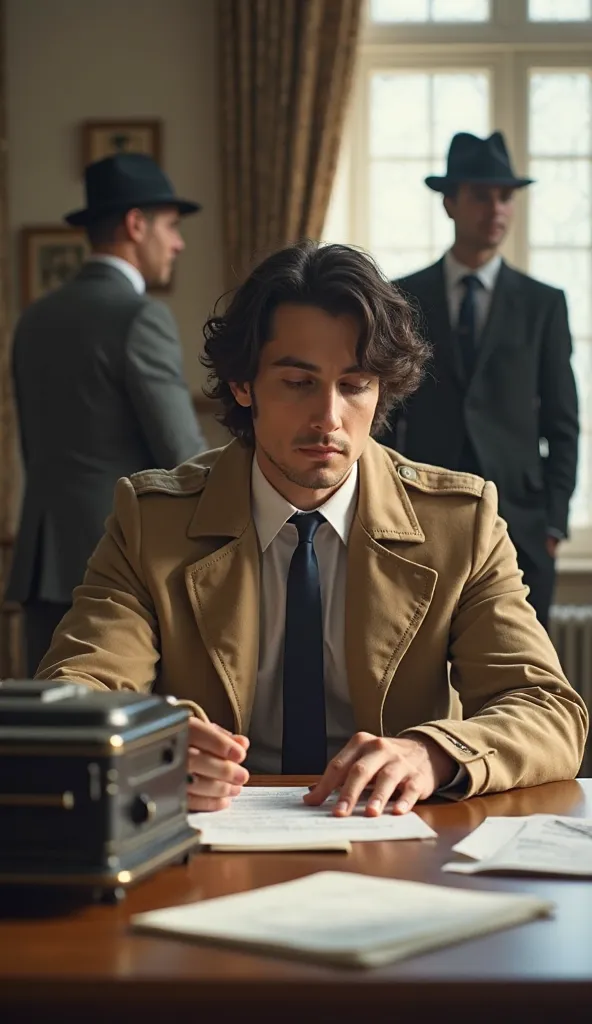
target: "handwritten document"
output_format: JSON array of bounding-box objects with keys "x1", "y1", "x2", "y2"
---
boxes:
[
  {"x1": 188, "y1": 787, "x2": 437, "y2": 851},
  {"x1": 131, "y1": 870, "x2": 553, "y2": 968},
  {"x1": 443, "y1": 814, "x2": 592, "y2": 877}
]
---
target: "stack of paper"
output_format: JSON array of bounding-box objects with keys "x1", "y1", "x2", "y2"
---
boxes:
[
  {"x1": 443, "y1": 814, "x2": 592, "y2": 877},
  {"x1": 131, "y1": 870, "x2": 554, "y2": 968},
  {"x1": 188, "y1": 786, "x2": 437, "y2": 852}
]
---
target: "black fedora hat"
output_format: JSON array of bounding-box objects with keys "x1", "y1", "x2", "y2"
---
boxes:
[
  {"x1": 65, "y1": 152, "x2": 201, "y2": 226},
  {"x1": 425, "y1": 131, "x2": 534, "y2": 193}
]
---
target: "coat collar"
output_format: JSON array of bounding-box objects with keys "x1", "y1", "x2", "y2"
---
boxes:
[{"x1": 186, "y1": 437, "x2": 425, "y2": 544}]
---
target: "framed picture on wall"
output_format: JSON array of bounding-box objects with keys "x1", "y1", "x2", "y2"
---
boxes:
[
  {"x1": 81, "y1": 119, "x2": 162, "y2": 168},
  {"x1": 20, "y1": 225, "x2": 90, "y2": 308}
]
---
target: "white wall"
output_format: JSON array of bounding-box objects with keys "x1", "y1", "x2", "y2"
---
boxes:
[{"x1": 6, "y1": 0, "x2": 225, "y2": 427}]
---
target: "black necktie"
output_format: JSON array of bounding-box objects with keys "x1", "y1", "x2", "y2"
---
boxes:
[
  {"x1": 457, "y1": 274, "x2": 481, "y2": 378},
  {"x1": 282, "y1": 511, "x2": 327, "y2": 774}
]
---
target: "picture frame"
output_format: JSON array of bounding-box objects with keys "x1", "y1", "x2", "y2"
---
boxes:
[
  {"x1": 20, "y1": 225, "x2": 90, "y2": 308},
  {"x1": 81, "y1": 119, "x2": 162, "y2": 169}
]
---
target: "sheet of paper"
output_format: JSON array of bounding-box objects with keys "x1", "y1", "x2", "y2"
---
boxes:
[
  {"x1": 188, "y1": 787, "x2": 437, "y2": 848},
  {"x1": 131, "y1": 870, "x2": 553, "y2": 968},
  {"x1": 451, "y1": 816, "x2": 528, "y2": 860},
  {"x1": 444, "y1": 815, "x2": 592, "y2": 877}
]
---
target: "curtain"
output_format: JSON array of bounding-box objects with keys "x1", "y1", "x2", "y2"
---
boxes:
[
  {"x1": 218, "y1": 0, "x2": 363, "y2": 286},
  {"x1": 0, "y1": 0, "x2": 19, "y2": 676}
]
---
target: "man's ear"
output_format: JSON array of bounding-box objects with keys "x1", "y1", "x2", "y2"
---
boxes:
[
  {"x1": 442, "y1": 195, "x2": 455, "y2": 221},
  {"x1": 229, "y1": 381, "x2": 252, "y2": 409}
]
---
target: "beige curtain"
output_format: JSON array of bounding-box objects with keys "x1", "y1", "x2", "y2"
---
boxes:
[{"x1": 218, "y1": 0, "x2": 363, "y2": 286}]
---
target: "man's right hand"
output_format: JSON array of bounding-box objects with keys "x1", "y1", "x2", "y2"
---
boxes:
[{"x1": 186, "y1": 718, "x2": 250, "y2": 812}]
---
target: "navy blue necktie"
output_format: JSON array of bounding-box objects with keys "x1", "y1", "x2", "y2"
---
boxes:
[
  {"x1": 457, "y1": 274, "x2": 482, "y2": 378},
  {"x1": 282, "y1": 511, "x2": 327, "y2": 774}
]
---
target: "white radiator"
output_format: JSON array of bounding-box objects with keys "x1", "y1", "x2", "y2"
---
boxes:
[{"x1": 549, "y1": 605, "x2": 592, "y2": 775}]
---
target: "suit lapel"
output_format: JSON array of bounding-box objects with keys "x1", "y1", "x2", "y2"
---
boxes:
[
  {"x1": 345, "y1": 442, "x2": 437, "y2": 735},
  {"x1": 184, "y1": 442, "x2": 260, "y2": 733},
  {"x1": 412, "y1": 260, "x2": 465, "y2": 389},
  {"x1": 471, "y1": 261, "x2": 519, "y2": 385}
]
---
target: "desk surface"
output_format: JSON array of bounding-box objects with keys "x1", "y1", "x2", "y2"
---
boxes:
[{"x1": 1, "y1": 778, "x2": 591, "y2": 1023}]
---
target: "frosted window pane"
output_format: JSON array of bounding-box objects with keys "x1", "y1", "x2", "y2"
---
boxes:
[
  {"x1": 371, "y1": 0, "x2": 489, "y2": 21},
  {"x1": 369, "y1": 69, "x2": 489, "y2": 274},
  {"x1": 374, "y1": 248, "x2": 439, "y2": 280},
  {"x1": 431, "y1": 0, "x2": 489, "y2": 20},
  {"x1": 529, "y1": 249, "x2": 591, "y2": 338},
  {"x1": 370, "y1": 75, "x2": 430, "y2": 157},
  {"x1": 529, "y1": 0, "x2": 591, "y2": 20},
  {"x1": 570, "y1": 433, "x2": 592, "y2": 528},
  {"x1": 371, "y1": 0, "x2": 429, "y2": 21},
  {"x1": 529, "y1": 73, "x2": 590, "y2": 156},
  {"x1": 433, "y1": 73, "x2": 489, "y2": 158},
  {"x1": 370, "y1": 162, "x2": 432, "y2": 248},
  {"x1": 529, "y1": 160, "x2": 590, "y2": 246},
  {"x1": 371, "y1": 72, "x2": 488, "y2": 159}
]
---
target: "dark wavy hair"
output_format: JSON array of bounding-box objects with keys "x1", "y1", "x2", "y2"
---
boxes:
[{"x1": 201, "y1": 240, "x2": 429, "y2": 445}]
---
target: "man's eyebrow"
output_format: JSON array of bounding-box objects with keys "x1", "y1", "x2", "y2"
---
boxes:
[{"x1": 271, "y1": 356, "x2": 364, "y2": 374}]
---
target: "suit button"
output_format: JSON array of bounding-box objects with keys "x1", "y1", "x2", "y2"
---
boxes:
[{"x1": 398, "y1": 465, "x2": 417, "y2": 481}]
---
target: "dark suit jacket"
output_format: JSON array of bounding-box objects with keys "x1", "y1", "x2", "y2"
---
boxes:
[
  {"x1": 378, "y1": 258, "x2": 579, "y2": 561},
  {"x1": 7, "y1": 261, "x2": 206, "y2": 604}
]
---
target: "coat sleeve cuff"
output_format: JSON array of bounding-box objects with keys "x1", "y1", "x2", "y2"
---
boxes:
[
  {"x1": 399, "y1": 725, "x2": 494, "y2": 799},
  {"x1": 166, "y1": 696, "x2": 210, "y2": 722}
]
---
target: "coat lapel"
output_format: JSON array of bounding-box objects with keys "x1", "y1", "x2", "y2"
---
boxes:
[
  {"x1": 412, "y1": 260, "x2": 465, "y2": 389},
  {"x1": 470, "y1": 261, "x2": 519, "y2": 385},
  {"x1": 345, "y1": 442, "x2": 437, "y2": 735},
  {"x1": 184, "y1": 441, "x2": 260, "y2": 733}
]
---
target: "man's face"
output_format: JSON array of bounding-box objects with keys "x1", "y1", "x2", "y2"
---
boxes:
[
  {"x1": 444, "y1": 183, "x2": 516, "y2": 250},
  {"x1": 135, "y1": 207, "x2": 185, "y2": 286},
  {"x1": 230, "y1": 303, "x2": 380, "y2": 509}
]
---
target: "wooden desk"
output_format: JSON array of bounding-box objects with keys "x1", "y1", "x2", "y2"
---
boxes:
[{"x1": 1, "y1": 779, "x2": 591, "y2": 1023}]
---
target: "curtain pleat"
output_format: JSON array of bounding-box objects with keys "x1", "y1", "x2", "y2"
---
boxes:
[{"x1": 218, "y1": 0, "x2": 363, "y2": 286}]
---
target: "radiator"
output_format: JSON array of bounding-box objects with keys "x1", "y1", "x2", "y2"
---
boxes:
[{"x1": 549, "y1": 605, "x2": 592, "y2": 775}]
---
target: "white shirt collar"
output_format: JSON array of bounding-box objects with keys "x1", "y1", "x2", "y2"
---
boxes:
[
  {"x1": 444, "y1": 249, "x2": 502, "y2": 293},
  {"x1": 251, "y1": 455, "x2": 358, "y2": 553},
  {"x1": 87, "y1": 254, "x2": 146, "y2": 294}
]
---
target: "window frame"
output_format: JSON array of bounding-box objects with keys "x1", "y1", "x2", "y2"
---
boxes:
[{"x1": 331, "y1": 1, "x2": 592, "y2": 566}]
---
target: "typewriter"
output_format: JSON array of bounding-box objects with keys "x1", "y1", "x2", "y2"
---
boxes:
[{"x1": 0, "y1": 680, "x2": 200, "y2": 900}]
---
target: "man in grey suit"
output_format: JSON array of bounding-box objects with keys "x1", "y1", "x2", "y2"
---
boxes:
[{"x1": 7, "y1": 152, "x2": 207, "y2": 673}]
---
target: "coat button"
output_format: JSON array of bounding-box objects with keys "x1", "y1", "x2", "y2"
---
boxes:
[{"x1": 398, "y1": 465, "x2": 418, "y2": 481}]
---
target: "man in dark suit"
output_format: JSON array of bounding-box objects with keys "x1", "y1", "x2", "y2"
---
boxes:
[
  {"x1": 378, "y1": 131, "x2": 579, "y2": 629},
  {"x1": 7, "y1": 153, "x2": 207, "y2": 673}
]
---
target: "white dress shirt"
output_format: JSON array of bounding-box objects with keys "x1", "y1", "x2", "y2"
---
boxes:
[
  {"x1": 245, "y1": 456, "x2": 465, "y2": 789},
  {"x1": 444, "y1": 249, "x2": 502, "y2": 337},
  {"x1": 246, "y1": 457, "x2": 358, "y2": 773},
  {"x1": 87, "y1": 254, "x2": 146, "y2": 294}
]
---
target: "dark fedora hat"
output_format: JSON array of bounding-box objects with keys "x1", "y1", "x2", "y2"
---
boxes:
[
  {"x1": 425, "y1": 131, "x2": 534, "y2": 193},
  {"x1": 64, "y1": 152, "x2": 201, "y2": 226}
]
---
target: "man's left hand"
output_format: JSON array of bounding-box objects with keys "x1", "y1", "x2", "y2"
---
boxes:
[{"x1": 303, "y1": 733, "x2": 457, "y2": 817}]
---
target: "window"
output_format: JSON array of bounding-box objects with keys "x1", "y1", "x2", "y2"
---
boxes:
[
  {"x1": 529, "y1": 0, "x2": 591, "y2": 20},
  {"x1": 326, "y1": 0, "x2": 592, "y2": 558},
  {"x1": 371, "y1": 0, "x2": 490, "y2": 22},
  {"x1": 369, "y1": 70, "x2": 490, "y2": 278},
  {"x1": 528, "y1": 69, "x2": 592, "y2": 530}
]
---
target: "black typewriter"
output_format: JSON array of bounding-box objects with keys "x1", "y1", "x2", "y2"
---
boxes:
[{"x1": 0, "y1": 680, "x2": 200, "y2": 901}]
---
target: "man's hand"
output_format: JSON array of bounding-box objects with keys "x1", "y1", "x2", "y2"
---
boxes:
[
  {"x1": 303, "y1": 733, "x2": 457, "y2": 817},
  {"x1": 546, "y1": 535, "x2": 560, "y2": 559},
  {"x1": 186, "y1": 718, "x2": 250, "y2": 812}
]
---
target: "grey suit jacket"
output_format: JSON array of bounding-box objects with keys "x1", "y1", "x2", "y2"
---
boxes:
[{"x1": 7, "y1": 261, "x2": 206, "y2": 604}]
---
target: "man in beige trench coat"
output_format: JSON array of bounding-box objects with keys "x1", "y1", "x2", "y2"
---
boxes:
[{"x1": 36, "y1": 241, "x2": 588, "y2": 817}]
